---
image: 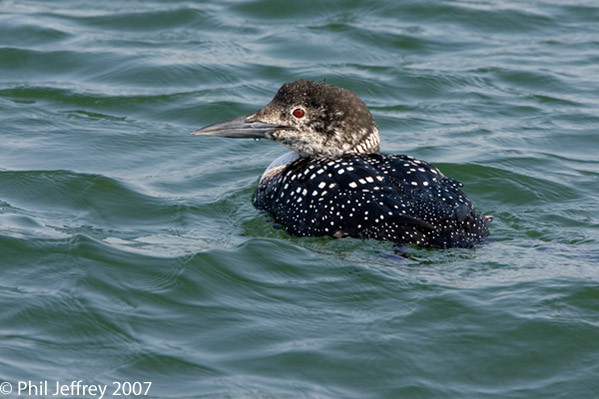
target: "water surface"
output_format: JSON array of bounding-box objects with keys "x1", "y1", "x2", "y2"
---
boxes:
[{"x1": 1, "y1": 1, "x2": 598, "y2": 398}]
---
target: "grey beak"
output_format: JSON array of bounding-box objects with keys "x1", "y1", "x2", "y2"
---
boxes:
[{"x1": 192, "y1": 113, "x2": 281, "y2": 139}]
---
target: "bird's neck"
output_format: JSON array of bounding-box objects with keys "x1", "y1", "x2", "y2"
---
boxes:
[{"x1": 347, "y1": 128, "x2": 380, "y2": 155}]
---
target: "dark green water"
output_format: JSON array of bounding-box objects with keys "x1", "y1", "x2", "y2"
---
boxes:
[{"x1": 1, "y1": 0, "x2": 598, "y2": 398}]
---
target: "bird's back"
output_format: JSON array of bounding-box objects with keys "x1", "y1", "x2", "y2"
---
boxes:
[{"x1": 254, "y1": 153, "x2": 489, "y2": 248}]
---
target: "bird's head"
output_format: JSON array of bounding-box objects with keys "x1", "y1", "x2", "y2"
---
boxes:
[{"x1": 193, "y1": 80, "x2": 380, "y2": 158}]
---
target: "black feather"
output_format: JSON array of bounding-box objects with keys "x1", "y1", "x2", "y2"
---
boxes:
[{"x1": 255, "y1": 154, "x2": 489, "y2": 248}]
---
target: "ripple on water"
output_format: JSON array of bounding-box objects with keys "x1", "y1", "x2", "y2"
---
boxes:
[{"x1": 1, "y1": 0, "x2": 599, "y2": 398}]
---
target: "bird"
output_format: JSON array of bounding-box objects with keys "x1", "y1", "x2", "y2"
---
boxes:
[{"x1": 192, "y1": 79, "x2": 491, "y2": 248}]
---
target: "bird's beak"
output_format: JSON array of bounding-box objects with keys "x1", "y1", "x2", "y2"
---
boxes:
[{"x1": 192, "y1": 113, "x2": 282, "y2": 139}]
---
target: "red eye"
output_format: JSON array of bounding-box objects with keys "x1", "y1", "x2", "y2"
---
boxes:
[{"x1": 292, "y1": 108, "x2": 305, "y2": 118}]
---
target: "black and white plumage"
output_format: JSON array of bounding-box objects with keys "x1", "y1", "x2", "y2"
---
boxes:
[{"x1": 193, "y1": 80, "x2": 490, "y2": 248}]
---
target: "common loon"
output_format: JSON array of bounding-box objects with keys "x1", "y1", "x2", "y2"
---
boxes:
[{"x1": 193, "y1": 80, "x2": 490, "y2": 248}]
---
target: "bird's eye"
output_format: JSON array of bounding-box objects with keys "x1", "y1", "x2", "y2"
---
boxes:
[{"x1": 292, "y1": 108, "x2": 305, "y2": 118}]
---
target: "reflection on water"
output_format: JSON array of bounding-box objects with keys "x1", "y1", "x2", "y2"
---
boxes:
[{"x1": 1, "y1": 0, "x2": 598, "y2": 398}]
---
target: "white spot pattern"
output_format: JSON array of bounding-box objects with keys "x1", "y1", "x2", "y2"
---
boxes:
[{"x1": 254, "y1": 153, "x2": 489, "y2": 248}]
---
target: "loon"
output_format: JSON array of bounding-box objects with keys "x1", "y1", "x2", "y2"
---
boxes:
[{"x1": 193, "y1": 80, "x2": 490, "y2": 248}]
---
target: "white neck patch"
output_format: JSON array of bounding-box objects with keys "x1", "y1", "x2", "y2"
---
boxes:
[{"x1": 260, "y1": 151, "x2": 300, "y2": 183}]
